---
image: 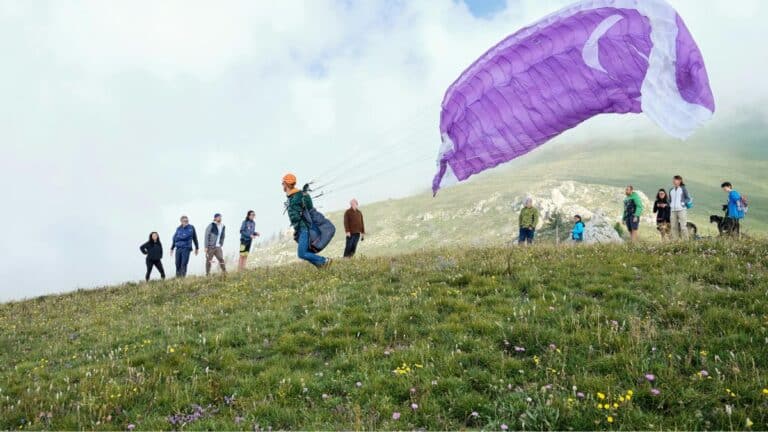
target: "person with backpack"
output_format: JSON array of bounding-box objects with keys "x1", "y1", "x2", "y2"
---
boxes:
[
  {"x1": 571, "y1": 215, "x2": 585, "y2": 242},
  {"x1": 204, "y1": 213, "x2": 227, "y2": 276},
  {"x1": 343, "y1": 199, "x2": 365, "y2": 258},
  {"x1": 238, "y1": 210, "x2": 260, "y2": 271},
  {"x1": 721, "y1": 181, "x2": 746, "y2": 237},
  {"x1": 669, "y1": 175, "x2": 692, "y2": 240},
  {"x1": 518, "y1": 197, "x2": 539, "y2": 245},
  {"x1": 283, "y1": 173, "x2": 331, "y2": 268},
  {"x1": 623, "y1": 185, "x2": 644, "y2": 242},
  {"x1": 171, "y1": 215, "x2": 199, "y2": 278},
  {"x1": 653, "y1": 189, "x2": 671, "y2": 241},
  {"x1": 139, "y1": 231, "x2": 165, "y2": 281}
]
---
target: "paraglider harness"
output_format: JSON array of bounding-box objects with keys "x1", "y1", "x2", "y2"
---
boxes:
[{"x1": 292, "y1": 183, "x2": 336, "y2": 253}]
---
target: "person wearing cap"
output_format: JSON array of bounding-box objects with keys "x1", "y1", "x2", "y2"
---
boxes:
[
  {"x1": 283, "y1": 173, "x2": 331, "y2": 268},
  {"x1": 343, "y1": 199, "x2": 365, "y2": 258},
  {"x1": 170, "y1": 215, "x2": 199, "y2": 278},
  {"x1": 204, "y1": 213, "x2": 227, "y2": 276},
  {"x1": 238, "y1": 210, "x2": 260, "y2": 271},
  {"x1": 518, "y1": 197, "x2": 539, "y2": 245}
]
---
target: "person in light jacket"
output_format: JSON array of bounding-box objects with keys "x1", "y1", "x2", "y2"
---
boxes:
[
  {"x1": 518, "y1": 197, "x2": 539, "y2": 245},
  {"x1": 204, "y1": 213, "x2": 227, "y2": 276},
  {"x1": 668, "y1": 175, "x2": 692, "y2": 240}
]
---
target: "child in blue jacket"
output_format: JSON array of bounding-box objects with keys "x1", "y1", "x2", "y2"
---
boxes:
[{"x1": 572, "y1": 215, "x2": 585, "y2": 242}]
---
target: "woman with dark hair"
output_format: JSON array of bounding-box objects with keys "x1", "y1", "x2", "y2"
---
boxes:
[
  {"x1": 140, "y1": 232, "x2": 166, "y2": 281},
  {"x1": 653, "y1": 189, "x2": 671, "y2": 241},
  {"x1": 239, "y1": 210, "x2": 260, "y2": 271}
]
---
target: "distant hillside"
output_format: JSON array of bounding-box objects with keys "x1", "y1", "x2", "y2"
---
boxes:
[
  {"x1": 2, "y1": 241, "x2": 767, "y2": 430},
  {"x1": 251, "y1": 121, "x2": 767, "y2": 266}
]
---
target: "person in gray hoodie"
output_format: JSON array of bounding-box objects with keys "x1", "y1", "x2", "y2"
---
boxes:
[{"x1": 204, "y1": 213, "x2": 226, "y2": 276}]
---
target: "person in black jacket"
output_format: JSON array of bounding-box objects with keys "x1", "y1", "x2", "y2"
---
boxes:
[
  {"x1": 653, "y1": 189, "x2": 671, "y2": 241},
  {"x1": 140, "y1": 232, "x2": 166, "y2": 281}
]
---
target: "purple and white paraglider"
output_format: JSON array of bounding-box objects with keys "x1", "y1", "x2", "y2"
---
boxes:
[{"x1": 433, "y1": 0, "x2": 714, "y2": 194}]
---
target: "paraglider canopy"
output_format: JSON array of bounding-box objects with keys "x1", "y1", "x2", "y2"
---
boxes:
[{"x1": 433, "y1": 0, "x2": 714, "y2": 195}]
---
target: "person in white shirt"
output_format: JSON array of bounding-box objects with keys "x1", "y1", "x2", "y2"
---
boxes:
[
  {"x1": 204, "y1": 213, "x2": 227, "y2": 275},
  {"x1": 668, "y1": 175, "x2": 692, "y2": 240}
]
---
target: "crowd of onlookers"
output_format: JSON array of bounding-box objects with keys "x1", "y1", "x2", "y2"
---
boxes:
[
  {"x1": 518, "y1": 176, "x2": 747, "y2": 244},
  {"x1": 139, "y1": 173, "x2": 367, "y2": 281}
]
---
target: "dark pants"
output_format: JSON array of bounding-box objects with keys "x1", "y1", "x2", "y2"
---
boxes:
[
  {"x1": 145, "y1": 258, "x2": 166, "y2": 281},
  {"x1": 175, "y1": 247, "x2": 192, "y2": 277},
  {"x1": 518, "y1": 228, "x2": 535, "y2": 244},
  {"x1": 724, "y1": 217, "x2": 741, "y2": 236},
  {"x1": 344, "y1": 233, "x2": 361, "y2": 258}
]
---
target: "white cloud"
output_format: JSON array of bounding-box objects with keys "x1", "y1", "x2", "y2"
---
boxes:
[{"x1": 1, "y1": 0, "x2": 766, "y2": 300}]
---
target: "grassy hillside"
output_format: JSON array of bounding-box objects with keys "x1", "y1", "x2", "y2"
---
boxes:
[{"x1": 2, "y1": 240, "x2": 768, "y2": 430}]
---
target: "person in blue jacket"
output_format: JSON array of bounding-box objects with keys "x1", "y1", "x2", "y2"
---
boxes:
[
  {"x1": 170, "y1": 215, "x2": 199, "y2": 277},
  {"x1": 721, "y1": 182, "x2": 745, "y2": 237},
  {"x1": 571, "y1": 215, "x2": 585, "y2": 242}
]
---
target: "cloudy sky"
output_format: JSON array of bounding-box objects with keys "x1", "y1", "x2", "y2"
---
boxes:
[{"x1": 1, "y1": 0, "x2": 766, "y2": 301}]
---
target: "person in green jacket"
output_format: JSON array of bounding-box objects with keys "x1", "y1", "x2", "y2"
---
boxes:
[
  {"x1": 623, "y1": 185, "x2": 644, "y2": 242},
  {"x1": 283, "y1": 173, "x2": 331, "y2": 268},
  {"x1": 518, "y1": 197, "x2": 540, "y2": 245}
]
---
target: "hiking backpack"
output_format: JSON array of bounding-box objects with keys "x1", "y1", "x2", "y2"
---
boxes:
[
  {"x1": 737, "y1": 194, "x2": 749, "y2": 215},
  {"x1": 300, "y1": 192, "x2": 336, "y2": 253}
]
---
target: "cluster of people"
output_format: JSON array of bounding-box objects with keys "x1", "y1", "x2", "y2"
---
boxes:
[
  {"x1": 629, "y1": 176, "x2": 746, "y2": 242},
  {"x1": 517, "y1": 176, "x2": 747, "y2": 245},
  {"x1": 139, "y1": 173, "x2": 367, "y2": 281}
]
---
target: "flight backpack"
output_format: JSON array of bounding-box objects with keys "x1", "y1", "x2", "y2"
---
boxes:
[
  {"x1": 300, "y1": 191, "x2": 336, "y2": 253},
  {"x1": 737, "y1": 194, "x2": 749, "y2": 215}
]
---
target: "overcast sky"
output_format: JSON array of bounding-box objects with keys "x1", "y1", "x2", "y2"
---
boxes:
[{"x1": 1, "y1": 0, "x2": 766, "y2": 301}]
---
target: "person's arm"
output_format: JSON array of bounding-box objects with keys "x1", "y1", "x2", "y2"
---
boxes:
[
  {"x1": 240, "y1": 220, "x2": 248, "y2": 237},
  {"x1": 287, "y1": 196, "x2": 302, "y2": 229},
  {"x1": 192, "y1": 226, "x2": 199, "y2": 251},
  {"x1": 518, "y1": 210, "x2": 524, "y2": 227},
  {"x1": 574, "y1": 223, "x2": 584, "y2": 235},
  {"x1": 653, "y1": 201, "x2": 659, "y2": 214},
  {"x1": 170, "y1": 230, "x2": 177, "y2": 251},
  {"x1": 203, "y1": 225, "x2": 211, "y2": 250},
  {"x1": 532, "y1": 209, "x2": 539, "y2": 229},
  {"x1": 361, "y1": 212, "x2": 365, "y2": 236},
  {"x1": 344, "y1": 210, "x2": 351, "y2": 236},
  {"x1": 634, "y1": 196, "x2": 644, "y2": 217},
  {"x1": 140, "y1": 241, "x2": 149, "y2": 255},
  {"x1": 221, "y1": 226, "x2": 225, "y2": 246}
]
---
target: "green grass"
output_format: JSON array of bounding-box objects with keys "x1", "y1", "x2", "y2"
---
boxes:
[{"x1": 2, "y1": 240, "x2": 768, "y2": 430}]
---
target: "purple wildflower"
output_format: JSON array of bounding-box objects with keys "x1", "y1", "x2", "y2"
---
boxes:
[
  {"x1": 127, "y1": 424, "x2": 136, "y2": 431},
  {"x1": 411, "y1": 403, "x2": 419, "y2": 410},
  {"x1": 700, "y1": 370, "x2": 709, "y2": 377},
  {"x1": 549, "y1": 343, "x2": 557, "y2": 350},
  {"x1": 471, "y1": 411, "x2": 479, "y2": 418},
  {"x1": 501, "y1": 424, "x2": 509, "y2": 430},
  {"x1": 651, "y1": 388, "x2": 661, "y2": 396},
  {"x1": 576, "y1": 391, "x2": 585, "y2": 399},
  {"x1": 410, "y1": 387, "x2": 417, "y2": 394},
  {"x1": 514, "y1": 346, "x2": 526, "y2": 353},
  {"x1": 645, "y1": 373, "x2": 656, "y2": 382},
  {"x1": 224, "y1": 395, "x2": 236, "y2": 406},
  {"x1": 392, "y1": 412, "x2": 401, "y2": 420}
]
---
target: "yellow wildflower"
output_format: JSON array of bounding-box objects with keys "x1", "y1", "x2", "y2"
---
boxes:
[
  {"x1": 746, "y1": 418, "x2": 754, "y2": 428},
  {"x1": 762, "y1": 388, "x2": 768, "y2": 395},
  {"x1": 626, "y1": 390, "x2": 634, "y2": 396},
  {"x1": 597, "y1": 392, "x2": 606, "y2": 400},
  {"x1": 607, "y1": 416, "x2": 614, "y2": 423},
  {"x1": 597, "y1": 404, "x2": 604, "y2": 409},
  {"x1": 618, "y1": 396, "x2": 625, "y2": 402}
]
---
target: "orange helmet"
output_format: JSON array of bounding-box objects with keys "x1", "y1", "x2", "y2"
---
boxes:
[{"x1": 282, "y1": 173, "x2": 297, "y2": 185}]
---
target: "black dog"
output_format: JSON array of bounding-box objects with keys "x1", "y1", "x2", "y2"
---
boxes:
[{"x1": 710, "y1": 215, "x2": 740, "y2": 236}]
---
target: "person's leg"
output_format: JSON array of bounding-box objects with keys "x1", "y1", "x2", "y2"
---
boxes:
[
  {"x1": 679, "y1": 209, "x2": 689, "y2": 240},
  {"x1": 669, "y1": 212, "x2": 677, "y2": 240},
  {"x1": 527, "y1": 229, "x2": 535, "y2": 244},
  {"x1": 348, "y1": 233, "x2": 360, "y2": 257},
  {"x1": 175, "y1": 250, "x2": 183, "y2": 277},
  {"x1": 156, "y1": 260, "x2": 166, "y2": 279},
  {"x1": 179, "y1": 248, "x2": 191, "y2": 277},
  {"x1": 145, "y1": 259, "x2": 153, "y2": 281},
  {"x1": 518, "y1": 228, "x2": 526, "y2": 245},
  {"x1": 205, "y1": 248, "x2": 213, "y2": 275},
  {"x1": 297, "y1": 229, "x2": 327, "y2": 267},
  {"x1": 215, "y1": 247, "x2": 226, "y2": 273},
  {"x1": 343, "y1": 235, "x2": 353, "y2": 258}
]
